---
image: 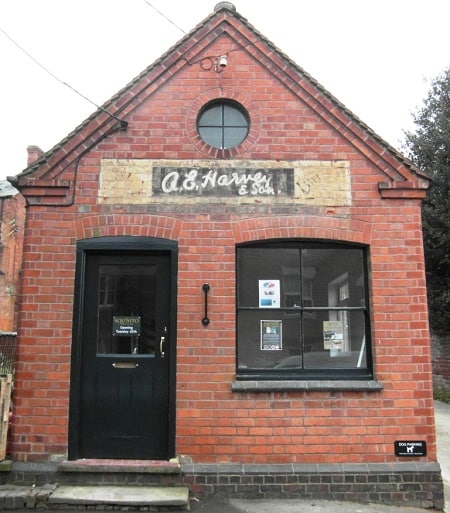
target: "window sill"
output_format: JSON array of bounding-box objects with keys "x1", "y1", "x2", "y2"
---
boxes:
[{"x1": 231, "y1": 380, "x2": 383, "y2": 392}]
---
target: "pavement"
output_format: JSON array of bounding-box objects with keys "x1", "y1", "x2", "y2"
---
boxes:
[
  {"x1": 0, "y1": 401, "x2": 448, "y2": 512},
  {"x1": 436, "y1": 400, "x2": 450, "y2": 511},
  {"x1": 189, "y1": 496, "x2": 443, "y2": 513}
]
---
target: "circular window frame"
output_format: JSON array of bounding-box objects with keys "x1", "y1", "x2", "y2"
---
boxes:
[
  {"x1": 196, "y1": 99, "x2": 250, "y2": 150},
  {"x1": 186, "y1": 88, "x2": 260, "y2": 158}
]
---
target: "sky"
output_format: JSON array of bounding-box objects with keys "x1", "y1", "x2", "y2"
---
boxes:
[{"x1": 0, "y1": 0, "x2": 449, "y2": 180}]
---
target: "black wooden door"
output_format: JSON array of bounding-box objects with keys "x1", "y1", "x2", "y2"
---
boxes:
[{"x1": 78, "y1": 253, "x2": 171, "y2": 459}]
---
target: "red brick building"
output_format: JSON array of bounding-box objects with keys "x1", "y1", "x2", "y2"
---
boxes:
[
  {"x1": 7, "y1": 3, "x2": 443, "y2": 508},
  {"x1": 0, "y1": 181, "x2": 25, "y2": 332}
]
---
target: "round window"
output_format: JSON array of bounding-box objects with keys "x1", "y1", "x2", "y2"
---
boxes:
[{"x1": 197, "y1": 100, "x2": 249, "y2": 149}]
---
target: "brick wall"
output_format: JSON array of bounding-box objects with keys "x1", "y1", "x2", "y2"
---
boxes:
[{"x1": 12, "y1": 204, "x2": 435, "y2": 464}]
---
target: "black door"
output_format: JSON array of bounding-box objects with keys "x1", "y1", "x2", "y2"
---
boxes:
[{"x1": 76, "y1": 252, "x2": 172, "y2": 459}]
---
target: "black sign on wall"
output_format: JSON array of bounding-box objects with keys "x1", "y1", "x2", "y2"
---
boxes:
[
  {"x1": 394, "y1": 441, "x2": 427, "y2": 457},
  {"x1": 152, "y1": 167, "x2": 294, "y2": 197}
]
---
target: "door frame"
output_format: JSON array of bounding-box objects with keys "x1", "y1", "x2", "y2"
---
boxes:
[{"x1": 68, "y1": 236, "x2": 178, "y2": 460}]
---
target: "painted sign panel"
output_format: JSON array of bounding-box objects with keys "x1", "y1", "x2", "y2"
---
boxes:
[
  {"x1": 152, "y1": 167, "x2": 294, "y2": 197},
  {"x1": 99, "y1": 159, "x2": 351, "y2": 206}
]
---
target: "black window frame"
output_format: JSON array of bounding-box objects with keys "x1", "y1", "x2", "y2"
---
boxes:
[
  {"x1": 236, "y1": 240, "x2": 373, "y2": 381},
  {"x1": 197, "y1": 99, "x2": 250, "y2": 149}
]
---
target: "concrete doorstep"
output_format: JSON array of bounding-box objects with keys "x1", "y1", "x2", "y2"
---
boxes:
[
  {"x1": 0, "y1": 484, "x2": 190, "y2": 510},
  {"x1": 0, "y1": 484, "x2": 58, "y2": 509},
  {"x1": 48, "y1": 485, "x2": 190, "y2": 508}
]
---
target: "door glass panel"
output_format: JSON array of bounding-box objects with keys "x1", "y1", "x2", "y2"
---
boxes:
[{"x1": 97, "y1": 264, "x2": 156, "y2": 355}]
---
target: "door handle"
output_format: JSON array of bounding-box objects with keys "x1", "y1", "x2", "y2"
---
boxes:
[{"x1": 160, "y1": 336, "x2": 166, "y2": 358}]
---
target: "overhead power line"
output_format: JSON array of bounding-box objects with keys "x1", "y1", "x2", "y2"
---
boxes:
[
  {"x1": 0, "y1": 26, "x2": 126, "y2": 126},
  {"x1": 0, "y1": 1, "x2": 187, "y2": 126},
  {"x1": 142, "y1": 0, "x2": 186, "y2": 34}
]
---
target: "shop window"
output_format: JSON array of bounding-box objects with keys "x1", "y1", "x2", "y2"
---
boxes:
[
  {"x1": 236, "y1": 241, "x2": 372, "y2": 380},
  {"x1": 197, "y1": 100, "x2": 249, "y2": 149}
]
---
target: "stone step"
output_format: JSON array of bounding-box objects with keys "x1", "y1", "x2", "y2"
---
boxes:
[
  {"x1": 48, "y1": 485, "x2": 190, "y2": 509},
  {"x1": 59, "y1": 458, "x2": 182, "y2": 474}
]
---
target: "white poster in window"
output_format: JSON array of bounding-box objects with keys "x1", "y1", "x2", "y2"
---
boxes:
[
  {"x1": 258, "y1": 280, "x2": 280, "y2": 308},
  {"x1": 261, "y1": 320, "x2": 282, "y2": 350},
  {"x1": 323, "y1": 320, "x2": 344, "y2": 352}
]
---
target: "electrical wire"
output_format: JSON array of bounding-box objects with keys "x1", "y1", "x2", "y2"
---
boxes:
[
  {"x1": 142, "y1": 0, "x2": 186, "y2": 34},
  {"x1": 0, "y1": 26, "x2": 126, "y2": 125},
  {"x1": 0, "y1": 2, "x2": 189, "y2": 127}
]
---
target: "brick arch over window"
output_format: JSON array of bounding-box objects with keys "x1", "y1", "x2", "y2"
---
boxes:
[
  {"x1": 74, "y1": 214, "x2": 183, "y2": 241},
  {"x1": 185, "y1": 87, "x2": 260, "y2": 158},
  {"x1": 232, "y1": 215, "x2": 372, "y2": 245}
]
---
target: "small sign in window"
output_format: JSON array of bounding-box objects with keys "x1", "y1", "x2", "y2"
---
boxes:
[
  {"x1": 113, "y1": 316, "x2": 141, "y2": 336},
  {"x1": 261, "y1": 320, "x2": 282, "y2": 350},
  {"x1": 323, "y1": 320, "x2": 344, "y2": 351},
  {"x1": 258, "y1": 280, "x2": 280, "y2": 308}
]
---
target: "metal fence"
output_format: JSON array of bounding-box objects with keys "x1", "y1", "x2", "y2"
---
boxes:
[{"x1": 0, "y1": 332, "x2": 17, "y2": 376}]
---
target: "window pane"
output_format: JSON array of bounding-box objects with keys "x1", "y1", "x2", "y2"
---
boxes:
[
  {"x1": 238, "y1": 248, "x2": 300, "y2": 307},
  {"x1": 223, "y1": 127, "x2": 248, "y2": 149},
  {"x1": 198, "y1": 105, "x2": 223, "y2": 126},
  {"x1": 198, "y1": 127, "x2": 222, "y2": 148},
  {"x1": 303, "y1": 310, "x2": 367, "y2": 369},
  {"x1": 303, "y1": 248, "x2": 365, "y2": 307},
  {"x1": 281, "y1": 264, "x2": 301, "y2": 308},
  {"x1": 237, "y1": 310, "x2": 301, "y2": 369},
  {"x1": 224, "y1": 106, "x2": 247, "y2": 126}
]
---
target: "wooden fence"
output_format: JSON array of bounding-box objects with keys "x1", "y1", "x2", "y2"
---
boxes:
[{"x1": 0, "y1": 332, "x2": 16, "y2": 460}]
